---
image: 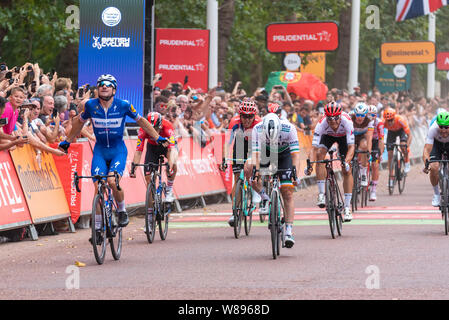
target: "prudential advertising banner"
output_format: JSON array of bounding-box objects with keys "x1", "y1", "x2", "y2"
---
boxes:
[{"x1": 78, "y1": 0, "x2": 145, "y2": 117}]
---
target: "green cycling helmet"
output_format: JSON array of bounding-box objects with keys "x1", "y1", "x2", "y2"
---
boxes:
[{"x1": 436, "y1": 111, "x2": 449, "y2": 126}]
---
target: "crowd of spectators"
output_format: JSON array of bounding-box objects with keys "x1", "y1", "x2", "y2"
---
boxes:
[{"x1": 2, "y1": 62, "x2": 449, "y2": 163}]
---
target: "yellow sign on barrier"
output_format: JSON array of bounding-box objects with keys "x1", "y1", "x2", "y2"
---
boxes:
[{"x1": 10, "y1": 145, "x2": 70, "y2": 224}]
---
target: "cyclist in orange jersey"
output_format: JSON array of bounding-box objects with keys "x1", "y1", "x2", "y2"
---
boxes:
[{"x1": 383, "y1": 108, "x2": 412, "y2": 187}]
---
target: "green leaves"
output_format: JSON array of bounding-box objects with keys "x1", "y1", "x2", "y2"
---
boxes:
[{"x1": 0, "y1": 0, "x2": 79, "y2": 71}]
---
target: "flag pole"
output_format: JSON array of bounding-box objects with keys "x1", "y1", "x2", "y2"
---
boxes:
[
  {"x1": 348, "y1": 0, "x2": 361, "y2": 94},
  {"x1": 427, "y1": 12, "x2": 436, "y2": 99}
]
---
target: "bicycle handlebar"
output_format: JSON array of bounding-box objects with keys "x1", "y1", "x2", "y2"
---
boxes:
[
  {"x1": 131, "y1": 161, "x2": 169, "y2": 175},
  {"x1": 73, "y1": 171, "x2": 122, "y2": 193}
]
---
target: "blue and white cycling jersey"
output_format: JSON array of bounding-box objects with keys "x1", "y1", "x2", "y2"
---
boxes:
[
  {"x1": 80, "y1": 98, "x2": 141, "y2": 148},
  {"x1": 80, "y1": 98, "x2": 142, "y2": 180}
]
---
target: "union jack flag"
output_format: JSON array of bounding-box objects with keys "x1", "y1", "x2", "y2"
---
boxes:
[{"x1": 396, "y1": 0, "x2": 448, "y2": 21}]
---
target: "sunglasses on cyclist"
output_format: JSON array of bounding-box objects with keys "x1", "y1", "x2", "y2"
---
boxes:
[
  {"x1": 327, "y1": 115, "x2": 340, "y2": 121},
  {"x1": 439, "y1": 125, "x2": 449, "y2": 129},
  {"x1": 370, "y1": 113, "x2": 377, "y2": 117},
  {"x1": 355, "y1": 114, "x2": 366, "y2": 118},
  {"x1": 99, "y1": 81, "x2": 115, "y2": 88},
  {"x1": 241, "y1": 114, "x2": 255, "y2": 120}
]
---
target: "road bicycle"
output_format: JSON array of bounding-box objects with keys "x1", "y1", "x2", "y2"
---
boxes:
[
  {"x1": 220, "y1": 158, "x2": 256, "y2": 238},
  {"x1": 74, "y1": 171, "x2": 122, "y2": 265},
  {"x1": 131, "y1": 156, "x2": 171, "y2": 243},
  {"x1": 387, "y1": 143, "x2": 407, "y2": 195},
  {"x1": 255, "y1": 166, "x2": 297, "y2": 259},
  {"x1": 425, "y1": 151, "x2": 449, "y2": 235},
  {"x1": 366, "y1": 150, "x2": 381, "y2": 205},
  {"x1": 307, "y1": 149, "x2": 344, "y2": 239},
  {"x1": 351, "y1": 150, "x2": 370, "y2": 212}
]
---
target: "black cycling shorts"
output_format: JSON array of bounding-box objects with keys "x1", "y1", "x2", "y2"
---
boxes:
[
  {"x1": 318, "y1": 135, "x2": 350, "y2": 160},
  {"x1": 386, "y1": 129, "x2": 408, "y2": 151},
  {"x1": 259, "y1": 148, "x2": 294, "y2": 186},
  {"x1": 430, "y1": 140, "x2": 449, "y2": 160}
]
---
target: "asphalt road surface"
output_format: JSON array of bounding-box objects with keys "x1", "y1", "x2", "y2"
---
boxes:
[{"x1": 2, "y1": 164, "x2": 449, "y2": 301}]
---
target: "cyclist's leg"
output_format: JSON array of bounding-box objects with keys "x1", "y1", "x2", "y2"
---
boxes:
[
  {"x1": 429, "y1": 141, "x2": 442, "y2": 206},
  {"x1": 278, "y1": 150, "x2": 295, "y2": 247},
  {"x1": 316, "y1": 135, "x2": 333, "y2": 207},
  {"x1": 358, "y1": 136, "x2": 369, "y2": 186},
  {"x1": 339, "y1": 140, "x2": 352, "y2": 203},
  {"x1": 91, "y1": 146, "x2": 109, "y2": 231},
  {"x1": 105, "y1": 143, "x2": 128, "y2": 226},
  {"x1": 165, "y1": 146, "x2": 177, "y2": 202},
  {"x1": 386, "y1": 130, "x2": 397, "y2": 185},
  {"x1": 370, "y1": 139, "x2": 380, "y2": 200},
  {"x1": 399, "y1": 130, "x2": 410, "y2": 172}
]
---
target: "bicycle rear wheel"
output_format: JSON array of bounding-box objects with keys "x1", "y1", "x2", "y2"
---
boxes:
[
  {"x1": 244, "y1": 185, "x2": 253, "y2": 236},
  {"x1": 398, "y1": 155, "x2": 406, "y2": 194},
  {"x1": 158, "y1": 183, "x2": 169, "y2": 240},
  {"x1": 109, "y1": 208, "x2": 122, "y2": 260},
  {"x1": 91, "y1": 194, "x2": 107, "y2": 265},
  {"x1": 326, "y1": 179, "x2": 337, "y2": 239},
  {"x1": 145, "y1": 182, "x2": 157, "y2": 244},
  {"x1": 233, "y1": 179, "x2": 244, "y2": 239},
  {"x1": 269, "y1": 189, "x2": 280, "y2": 259}
]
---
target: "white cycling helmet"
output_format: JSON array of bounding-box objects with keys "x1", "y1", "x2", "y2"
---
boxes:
[
  {"x1": 369, "y1": 105, "x2": 378, "y2": 114},
  {"x1": 354, "y1": 102, "x2": 369, "y2": 116},
  {"x1": 97, "y1": 74, "x2": 117, "y2": 89},
  {"x1": 262, "y1": 113, "x2": 281, "y2": 143}
]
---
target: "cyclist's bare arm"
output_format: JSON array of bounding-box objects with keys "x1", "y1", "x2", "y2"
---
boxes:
[
  {"x1": 345, "y1": 144, "x2": 355, "y2": 164},
  {"x1": 65, "y1": 115, "x2": 85, "y2": 143},
  {"x1": 136, "y1": 117, "x2": 160, "y2": 142}
]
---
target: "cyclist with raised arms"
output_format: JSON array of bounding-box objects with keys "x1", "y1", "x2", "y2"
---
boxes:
[
  {"x1": 305, "y1": 101, "x2": 355, "y2": 222},
  {"x1": 368, "y1": 105, "x2": 385, "y2": 201},
  {"x1": 59, "y1": 74, "x2": 168, "y2": 241},
  {"x1": 221, "y1": 99, "x2": 262, "y2": 227},
  {"x1": 383, "y1": 107, "x2": 412, "y2": 188},
  {"x1": 246, "y1": 112, "x2": 301, "y2": 248},
  {"x1": 423, "y1": 111, "x2": 449, "y2": 207},
  {"x1": 350, "y1": 102, "x2": 374, "y2": 187}
]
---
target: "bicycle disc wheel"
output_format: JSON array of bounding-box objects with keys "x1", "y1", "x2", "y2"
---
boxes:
[
  {"x1": 270, "y1": 189, "x2": 279, "y2": 259},
  {"x1": 244, "y1": 186, "x2": 253, "y2": 236},
  {"x1": 145, "y1": 183, "x2": 157, "y2": 244},
  {"x1": 91, "y1": 194, "x2": 107, "y2": 265},
  {"x1": 233, "y1": 179, "x2": 243, "y2": 239},
  {"x1": 158, "y1": 184, "x2": 169, "y2": 241},
  {"x1": 325, "y1": 179, "x2": 337, "y2": 239},
  {"x1": 109, "y1": 208, "x2": 122, "y2": 260},
  {"x1": 398, "y1": 157, "x2": 406, "y2": 194}
]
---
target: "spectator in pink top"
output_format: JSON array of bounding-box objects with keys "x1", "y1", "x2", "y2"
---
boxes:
[{"x1": 0, "y1": 95, "x2": 28, "y2": 151}]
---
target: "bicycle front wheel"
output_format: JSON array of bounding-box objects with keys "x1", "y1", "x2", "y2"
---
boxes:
[
  {"x1": 388, "y1": 155, "x2": 396, "y2": 195},
  {"x1": 109, "y1": 209, "x2": 122, "y2": 260},
  {"x1": 233, "y1": 179, "x2": 244, "y2": 239},
  {"x1": 326, "y1": 179, "x2": 337, "y2": 239},
  {"x1": 398, "y1": 156, "x2": 406, "y2": 194},
  {"x1": 91, "y1": 194, "x2": 107, "y2": 265},
  {"x1": 145, "y1": 182, "x2": 157, "y2": 244},
  {"x1": 244, "y1": 186, "x2": 253, "y2": 236},
  {"x1": 269, "y1": 189, "x2": 280, "y2": 259},
  {"x1": 351, "y1": 164, "x2": 359, "y2": 212},
  {"x1": 158, "y1": 184, "x2": 169, "y2": 241}
]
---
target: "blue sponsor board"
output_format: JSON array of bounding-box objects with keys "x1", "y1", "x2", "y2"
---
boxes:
[{"x1": 78, "y1": 0, "x2": 145, "y2": 118}]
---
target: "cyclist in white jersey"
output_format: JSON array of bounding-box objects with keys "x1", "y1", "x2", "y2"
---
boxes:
[
  {"x1": 305, "y1": 101, "x2": 355, "y2": 222},
  {"x1": 423, "y1": 111, "x2": 449, "y2": 206},
  {"x1": 350, "y1": 102, "x2": 374, "y2": 187},
  {"x1": 246, "y1": 113, "x2": 301, "y2": 248}
]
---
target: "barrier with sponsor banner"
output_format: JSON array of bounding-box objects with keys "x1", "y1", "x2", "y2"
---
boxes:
[
  {"x1": 9, "y1": 144, "x2": 71, "y2": 225},
  {"x1": 0, "y1": 150, "x2": 33, "y2": 231}
]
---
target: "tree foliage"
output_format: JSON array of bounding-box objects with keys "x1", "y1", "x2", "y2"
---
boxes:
[{"x1": 0, "y1": 0, "x2": 79, "y2": 71}]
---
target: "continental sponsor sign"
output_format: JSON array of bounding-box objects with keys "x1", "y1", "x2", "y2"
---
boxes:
[
  {"x1": 10, "y1": 144, "x2": 70, "y2": 223},
  {"x1": 381, "y1": 41, "x2": 435, "y2": 65}
]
